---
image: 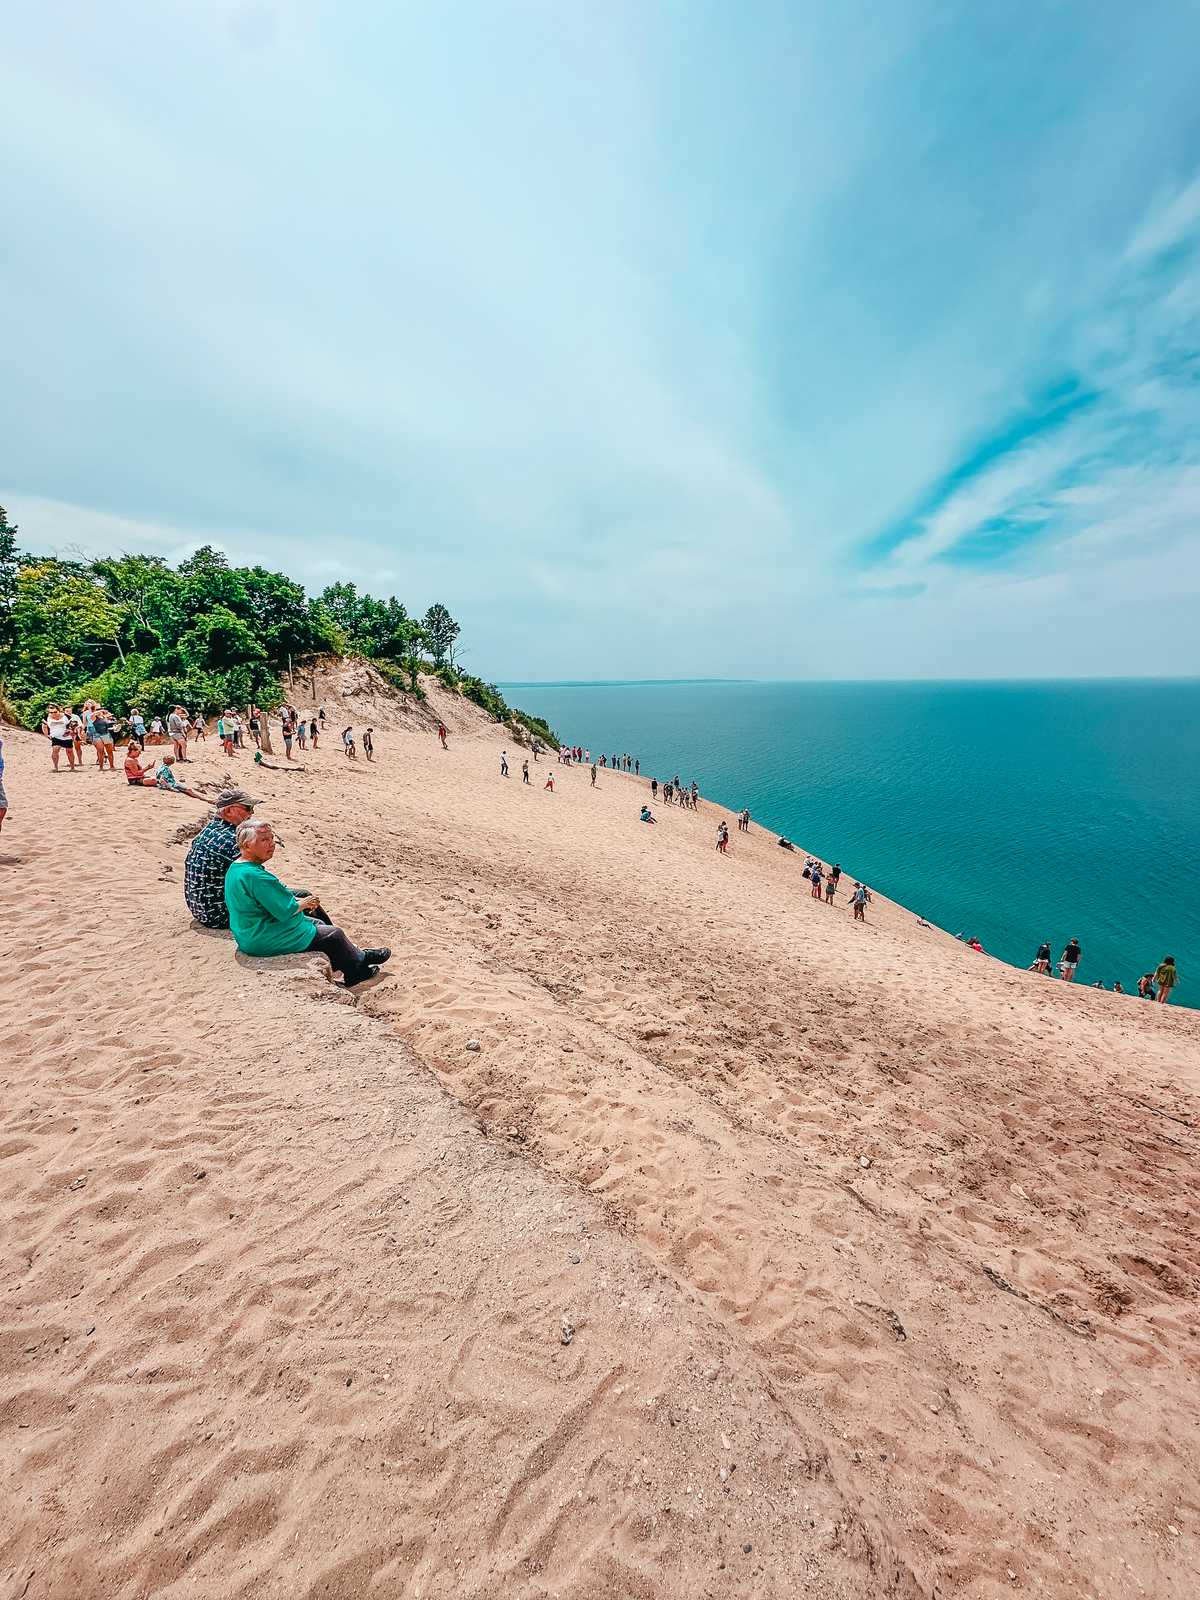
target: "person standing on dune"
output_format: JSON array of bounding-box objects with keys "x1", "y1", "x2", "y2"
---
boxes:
[
  {"x1": 591, "y1": 763, "x2": 597, "y2": 786},
  {"x1": 363, "y1": 727, "x2": 374, "y2": 761},
  {"x1": 1059, "y1": 938, "x2": 1082, "y2": 982},
  {"x1": 522, "y1": 758, "x2": 530, "y2": 784},
  {"x1": 544, "y1": 773, "x2": 555, "y2": 792},
  {"x1": 500, "y1": 750, "x2": 509, "y2": 777},
  {"x1": 438, "y1": 723, "x2": 448, "y2": 749},
  {"x1": 851, "y1": 883, "x2": 868, "y2": 921},
  {"x1": 1153, "y1": 956, "x2": 1178, "y2": 1003}
]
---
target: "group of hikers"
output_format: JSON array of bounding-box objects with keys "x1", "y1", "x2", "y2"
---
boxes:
[
  {"x1": 1025, "y1": 938, "x2": 1179, "y2": 1002},
  {"x1": 38, "y1": 700, "x2": 376, "y2": 776}
]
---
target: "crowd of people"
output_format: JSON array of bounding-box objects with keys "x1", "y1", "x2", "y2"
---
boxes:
[{"x1": 19, "y1": 701, "x2": 1187, "y2": 1009}]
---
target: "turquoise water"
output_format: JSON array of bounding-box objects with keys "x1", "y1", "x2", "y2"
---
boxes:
[{"x1": 501, "y1": 680, "x2": 1198, "y2": 1009}]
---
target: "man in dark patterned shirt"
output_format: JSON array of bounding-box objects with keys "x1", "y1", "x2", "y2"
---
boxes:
[{"x1": 184, "y1": 788, "x2": 260, "y2": 927}]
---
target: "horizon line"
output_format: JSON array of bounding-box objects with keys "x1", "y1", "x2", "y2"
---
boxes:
[{"x1": 497, "y1": 674, "x2": 1200, "y2": 687}]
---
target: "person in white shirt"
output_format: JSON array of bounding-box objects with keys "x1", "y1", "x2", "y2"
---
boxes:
[{"x1": 42, "y1": 705, "x2": 78, "y2": 771}]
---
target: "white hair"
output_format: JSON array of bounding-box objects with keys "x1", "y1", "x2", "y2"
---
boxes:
[{"x1": 235, "y1": 819, "x2": 274, "y2": 848}]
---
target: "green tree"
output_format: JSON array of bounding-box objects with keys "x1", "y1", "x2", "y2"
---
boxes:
[
  {"x1": 421, "y1": 602, "x2": 460, "y2": 668},
  {"x1": 0, "y1": 506, "x2": 21, "y2": 687}
]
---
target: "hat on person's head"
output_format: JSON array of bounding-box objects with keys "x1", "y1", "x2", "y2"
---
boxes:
[{"x1": 214, "y1": 787, "x2": 261, "y2": 810}]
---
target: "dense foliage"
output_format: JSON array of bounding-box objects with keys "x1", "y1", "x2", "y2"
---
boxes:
[{"x1": 0, "y1": 506, "x2": 553, "y2": 741}]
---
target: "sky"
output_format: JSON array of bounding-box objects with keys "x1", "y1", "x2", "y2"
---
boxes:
[{"x1": 3, "y1": 0, "x2": 1200, "y2": 681}]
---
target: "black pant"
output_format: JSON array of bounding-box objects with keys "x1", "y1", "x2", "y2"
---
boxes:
[{"x1": 308, "y1": 919, "x2": 366, "y2": 979}]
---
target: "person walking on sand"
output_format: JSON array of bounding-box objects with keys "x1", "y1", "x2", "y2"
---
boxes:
[
  {"x1": 129, "y1": 707, "x2": 147, "y2": 748},
  {"x1": 342, "y1": 726, "x2": 356, "y2": 759},
  {"x1": 522, "y1": 759, "x2": 530, "y2": 784},
  {"x1": 319, "y1": 705, "x2": 326, "y2": 726},
  {"x1": 438, "y1": 723, "x2": 448, "y2": 749},
  {"x1": 363, "y1": 727, "x2": 374, "y2": 762},
  {"x1": 43, "y1": 705, "x2": 77, "y2": 771},
  {"x1": 224, "y1": 820, "x2": 390, "y2": 987},
  {"x1": 500, "y1": 750, "x2": 509, "y2": 777},
  {"x1": 544, "y1": 773, "x2": 555, "y2": 792},
  {"x1": 851, "y1": 882, "x2": 868, "y2": 921},
  {"x1": 192, "y1": 712, "x2": 207, "y2": 742},
  {"x1": 217, "y1": 710, "x2": 235, "y2": 758},
  {"x1": 310, "y1": 716, "x2": 319, "y2": 750},
  {"x1": 167, "y1": 706, "x2": 189, "y2": 762},
  {"x1": 716, "y1": 821, "x2": 729, "y2": 853},
  {"x1": 248, "y1": 707, "x2": 262, "y2": 749},
  {"x1": 65, "y1": 707, "x2": 85, "y2": 766},
  {"x1": 91, "y1": 708, "x2": 117, "y2": 770},
  {"x1": 651, "y1": 778, "x2": 658, "y2": 800},
  {"x1": 1059, "y1": 938, "x2": 1082, "y2": 982},
  {"x1": 296, "y1": 717, "x2": 307, "y2": 752},
  {"x1": 1153, "y1": 956, "x2": 1178, "y2": 1003},
  {"x1": 591, "y1": 763, "x2": 597, "y2": 787},
  {"x1": 282, "y1": 709, "x2": 296, "y2": 760}
]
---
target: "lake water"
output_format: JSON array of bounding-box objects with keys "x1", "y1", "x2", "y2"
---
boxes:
[{"x1": 500, "y1": 679, "x2": 1198, "y2": 1009}]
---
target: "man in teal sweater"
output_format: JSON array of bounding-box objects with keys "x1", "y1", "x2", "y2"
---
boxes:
[{"x1": 224, "y1": 820, "x2": 391, "y2": 987}]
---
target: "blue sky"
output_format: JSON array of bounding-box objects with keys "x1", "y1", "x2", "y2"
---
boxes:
[{"x1": 3, "y1": 0, "x2": 1200, "y2": 679}]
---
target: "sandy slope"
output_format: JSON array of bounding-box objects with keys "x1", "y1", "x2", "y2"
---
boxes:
[{"x1": 1, "y1": 677, "x2": 1197, "y2": 1600}]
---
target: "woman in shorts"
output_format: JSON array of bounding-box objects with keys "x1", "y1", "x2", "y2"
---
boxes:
[{"x1": 43, "y1": 705, "x2": 77, "y2": 770}]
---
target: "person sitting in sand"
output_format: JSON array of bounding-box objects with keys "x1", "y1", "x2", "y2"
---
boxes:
[
  {"x1": 1112, "y1": 980, "x2": 1125, "y2": 995},
  {"x1": 253, "y1": 750, "x2": 305, "y2": 772},
  {"x1": 1153, "y1": 956, "x2": 1178, "y2": 1003},
  {"x1": 640, "y1": 805, "x2": 656, "y2": 824},
  {"x1": 124, "y1": 744, "x2": 154, "y2": 785},
  {"x1": 1137, "y1": 972, "x2": 1157, "y2": 999},
  {"x1": 223, "y1": 820, "x2": 390, "y2": 988},
  {"x1": 184, "y1": 787, "x2": 261, "y2": 928},
  {"x1": 778, "y1": 836, "x2": 794, "y2": 851},
  {"x1": 154, "y1": 753, "x2": 207, "y2": 800}
]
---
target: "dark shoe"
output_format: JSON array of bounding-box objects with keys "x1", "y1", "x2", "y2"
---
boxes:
[
  {"x1": 343, "y1": 963, "x2": 380, "y2": 988},
  {"x1": 362, "y1": 947, "x2": 391, "y2": 965}
]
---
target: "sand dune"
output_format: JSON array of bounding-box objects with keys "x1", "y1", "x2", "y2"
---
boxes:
[{"x1": 2, "y1": 676, "x2": 1197, "y2": 1598}]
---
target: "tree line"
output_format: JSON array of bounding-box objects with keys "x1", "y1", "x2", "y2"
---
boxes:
[{"x1": 0, "y1": 505, "x2": 554, "y2": 745}]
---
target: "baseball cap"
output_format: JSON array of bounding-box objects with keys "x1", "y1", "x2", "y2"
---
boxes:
[{"x1": 213, "y1": 787, "x2": 261, "y2": 808}]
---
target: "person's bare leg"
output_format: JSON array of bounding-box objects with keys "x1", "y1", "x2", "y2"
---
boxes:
[
  {"x1": 51, "y1": 746, "x2": 61, "y2": 770},
  {"x1": 1157, "y1": 988, "x2": 1170, "y2": 1003}
]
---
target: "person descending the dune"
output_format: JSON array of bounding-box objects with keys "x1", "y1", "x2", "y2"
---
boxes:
[
  {"x1": 716, "y1": 820, "x2": 729, "y2": 853},
  {"x1": 438, "y1": 722, "x2": 448, "y2": 749},
  {"x1": 591, "y1": 763, "x2": 597, "y2": 786},
  {"x1": 363, "y1": 727, "x2": 374, "y2": 762},
  {"x1": 342, "y1": 727, "x2": 356, "y2": 759},
  {"x1": 43, "y1": 705, "x2": 77, "y2": 771},
  {"x1": 1153, "y1": 955, "x2": 1178, "y2": 1003},
  {"x1": 640, "y1": 805, "x2": 656, "y2": 824},
  {"x1": 650, "y1": 778, "x2": 658, "y2": 800},
  {"x1": 544, "y1": 773, "x2": 555, "y2": 793},
  {"x1": 1059, "y1": 938, "x2": 1082, "y2": 982},
  {"x1": 1030, "y1": 941, "x2": 1053, "y2": 975},
  {"x1": 500, "y1": 749, "x2": 509, "y2": 777},
  {"x1": 522, "y1": 759, "x2": 530, "y2": 784}
]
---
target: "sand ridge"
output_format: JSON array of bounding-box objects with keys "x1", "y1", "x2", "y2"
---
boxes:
[{"x1": 1, "y1": 688, "x2": 1197, "y2": 1598}]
